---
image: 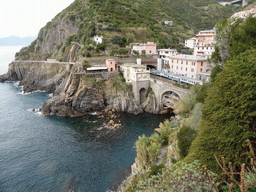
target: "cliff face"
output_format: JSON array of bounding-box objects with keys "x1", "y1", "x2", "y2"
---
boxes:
[
  {"x1": 15, "y1": 17, "x2": 79, "y2": 61},
  {"x1": 0, "y1": 62, "x2": 147, "y2": 115},
  {"x1": 41, "y1": 73, "x2": 143, "y2": 116},
  {"x1": 0, "y1": 61, "x2": 69, "y2": 93}
]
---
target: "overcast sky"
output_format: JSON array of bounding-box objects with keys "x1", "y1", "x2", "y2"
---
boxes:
[{"x1": 0, "y1": 0, "x2": 75, "y2": 38}]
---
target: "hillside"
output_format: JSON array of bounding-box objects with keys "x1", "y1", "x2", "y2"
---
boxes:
[{"x1": 15, "y1": 0, "x2": 244, "y2": 61}]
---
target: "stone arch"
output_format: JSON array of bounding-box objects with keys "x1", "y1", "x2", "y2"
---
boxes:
[
  {"x1": 160, "y1": 91, "x2": 180, "y2": 112},
  {"x1": 139, "y1": 88, "x2": 147, "y2": 105},
  {"x1": 146, "y1": 64, "x2": 157, "y2": 70}
]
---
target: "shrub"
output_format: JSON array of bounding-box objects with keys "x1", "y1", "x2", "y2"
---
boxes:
[
  {"x1": 186, "y1": 49, "x2": 256, "y2": 176},
  {"x1": 157, "y1": 120, "x2": 174, "y2": 146},
  {"x1": 83, "y1": 60, "x2": 91, "y2": 69},
  {"x1": 125, "y1": 160, "x2": 218, "y2": 191},
  {"x1": 177, "y1": 126, "x2": 197, "y2": 158},
  {"x1": 149, "y1": 164, "x2": 164, "y2": 177}
]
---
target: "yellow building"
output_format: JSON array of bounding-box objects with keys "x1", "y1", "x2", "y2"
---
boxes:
[{"x1": 120, "y1": 64, "x2": 150, "y2": 82}]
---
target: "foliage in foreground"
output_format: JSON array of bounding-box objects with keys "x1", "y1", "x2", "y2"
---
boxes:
[
  {"x1": 186, "y1": 48, "x2": 256, "y2": 177},
  {"x1": 124, "y1": 160, "x2": 218, "y2": 192}
]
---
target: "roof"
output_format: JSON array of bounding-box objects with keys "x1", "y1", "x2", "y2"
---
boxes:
[
  {"x1": 122, "y1": 63, "x2": 146, "y2": 68},
  {"x1": 87, "y1": 66, "x2": 107, "y2": 71},
  {"x1": 169, "y1": 54, "x2": 208, "y2": 61},
  {"x1": 158, "y1": 49, "x2": 177, "y2": 52}
]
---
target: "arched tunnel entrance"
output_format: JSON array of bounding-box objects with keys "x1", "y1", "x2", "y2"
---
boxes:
[
  {"x1": 139, "y1": 88, "x2": 147, "y2": 105},
  {"x1": 161, "y1": 91, "x2": 180, "y2": 113},
  {"x1": 146, "y1": 65, "x2": 157, "y2": 70}
]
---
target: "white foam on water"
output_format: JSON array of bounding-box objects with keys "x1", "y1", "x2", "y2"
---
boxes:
[
  {"x1": 13, "y1": 81, "x2": 21, "y2": 87},
  {"x1": 48, "y1": 93, "x2": 53, "y2": 97},
  {"x1": 35, "y1": 111, "x2": 43, "y2": 116}
]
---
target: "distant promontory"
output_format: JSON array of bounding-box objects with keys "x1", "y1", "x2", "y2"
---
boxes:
[{"x1": 0, "y1": 36, "x2": 37, "y2": 46}]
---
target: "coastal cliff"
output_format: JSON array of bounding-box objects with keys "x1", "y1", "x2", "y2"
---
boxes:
[
  {"x1": 41, "y1": 72, "x2": 144, "y2": 116},
  {"x1": 0, "y1": 62, "x2": 161, "y2": 116}
]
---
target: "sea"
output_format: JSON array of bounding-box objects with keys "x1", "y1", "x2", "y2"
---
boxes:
[{"x1": 0, "y1": 46, "x2": 171, "y2": 192}]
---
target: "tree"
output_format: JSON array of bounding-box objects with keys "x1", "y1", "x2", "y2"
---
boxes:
[{"x1": 186, "y1": 49, "x2": 256, "y2": 176}]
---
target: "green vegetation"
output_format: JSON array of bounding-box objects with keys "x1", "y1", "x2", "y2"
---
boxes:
[
  {"x1": 82, "y1": 60, "x2": 91, "y2": 69},
  {"x1": 187, "y1": 48, "x2": 256, "y2": 176},
  {"x1": 177, "y1": 127, "x2": 197, "y2": 158},
  {"x1": 17, "y1": 0, "x2": 243, "y2": 61},
  {"x1": 125, "y1": 160, "x2": 218, "y2": 192}
]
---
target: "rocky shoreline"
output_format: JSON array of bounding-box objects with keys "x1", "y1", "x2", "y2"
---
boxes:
[{"x1": 0, "y1": 62, "x2": 160, "y2": 117}]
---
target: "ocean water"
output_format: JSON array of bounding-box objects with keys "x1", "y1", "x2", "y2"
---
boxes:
[{"x1": 0, "y1": 46, "x2": 171, "y2": 192}]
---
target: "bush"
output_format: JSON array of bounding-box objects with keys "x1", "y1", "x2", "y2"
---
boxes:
[
  {"x1": 83, "y1": 60, "x2": 91, "y2": 69},
  {"x1": 125, "y1": 160, "x2": 218, "y2": 191},
  {"x1": 186, "y1": 49, "x2": 256, "y2": 176},
  {"x1": 149, "y1": 164, "x2": 164, "y2": 177},
  {"x1": 177, "y1": 126, "x2": 196, "y2": 158},
  {"x1": 157, "y1": 120, "x2": 175, "y2": 146}
]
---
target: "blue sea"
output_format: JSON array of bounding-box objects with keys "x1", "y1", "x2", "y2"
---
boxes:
[{"x1": 0, "y1": 46, "x2": 171, "y2": 192}]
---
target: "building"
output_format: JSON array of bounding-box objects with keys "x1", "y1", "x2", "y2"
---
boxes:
[
  {"x1": 169, "y1": 55, "x2": 208, "y2": 80},
  {"x1": 185, "y1": 37, "x2": 197, "y2": 49},
  {"x1": 86, "y1": 59, "x2": 115, "y2": 72},
  {"x1": 158, "y1": 48, "x2": 177, "y2": 69},
  {"x1": 131, "y1": 42, "x2": 157, "y2": 55},
  {"x1": 158, "y1": 49, "x2": 177, "y2": 59},
  {"x1": 94, "y1": 35, "x2": 103, "y2": 45},
  {"x1": 120, "y1": 63, "x2": 150, "y2": 83},
  {"x1": 164, "y1": 21, "x2": 173, "y2": 26},
  {"x1": 106, "y1": 59, "x2": 115, "y2": 72},
  {"x1": 193, "y1": 29, "x2": 216, "y2": 58}
]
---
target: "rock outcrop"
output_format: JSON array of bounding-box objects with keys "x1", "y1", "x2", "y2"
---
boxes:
[
  {"x1": 0, "y1": 62, "x2": 162, "y2": 116},
  {"x1": 0, "y1": 61, "x2": 69, "y2": 93},
  {"x1": 41, "y1": 73, "x2": 143, "y2": 116}
]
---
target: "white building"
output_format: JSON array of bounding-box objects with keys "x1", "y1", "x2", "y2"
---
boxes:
[
  {"x1": 164, "y1": 21, "x2": 173, "y2": 26},
  {"x1": 120, "y1": 63, "x2": 150, "y2": 83},
  {"x1": 185, "y1": 37, "x2": 197, "y2": 49},
  {"x1": 186, "y1": 29, "x2": 216, "y2": 58},
  {"x1": 158, "y1": 49, "x2": 177, "y2": 59},
  {"x1": 94, "y1": 35, "x2": 103, "y2": 45}
]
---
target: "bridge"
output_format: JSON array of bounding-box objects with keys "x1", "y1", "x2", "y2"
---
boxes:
[{"x1": 131, "y1": 74, "x2": 188, "y2": 113}]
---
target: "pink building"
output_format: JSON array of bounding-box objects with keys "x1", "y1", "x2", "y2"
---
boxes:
[
  {"x1": 169, "y1": 55, "x2": 208, "y2": 80},
  {"x1": 106, "y1": 59, "x2": 115, "y2": 72},
  {"x1": 131, "y1": 42, "x2": 157, "y2": 55}
]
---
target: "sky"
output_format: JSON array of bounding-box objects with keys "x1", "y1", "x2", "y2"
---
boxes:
[{"x1": 0, "y1": 0, "x2": 75, "y2": 38}]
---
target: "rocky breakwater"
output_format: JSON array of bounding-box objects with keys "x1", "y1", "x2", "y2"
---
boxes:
[
  {"x1": 41, "y1": 73, "x2": 144, "y2": 116},
  {"x1": 0, "y1": 61, "x2": 70, "y2": 93}
]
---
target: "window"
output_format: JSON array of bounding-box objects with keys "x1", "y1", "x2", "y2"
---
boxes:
[
  {"x1": 150, "y1": 50, "x2": 151, "y2": 53},
  {"x1": 176, "y1": 66, "x2": 178, "y2": 69},
  {"x1": 172, "y1": 65, "x2": 173, "y2": 68},
  {"x1": 201, "y1": 62, "x2": 203, "y2": 66},
  {"x1": 186, "y1": 61, "x2": 188, "y2": 65},
  {"x1": 177, "y1": 60, "x2": 178, "y2": 63},
  {"x1": 172, "y1": 60, "x2": 173, "y2": 63},
  {"x1": 200, "y1": 68, "x2": 203, "y2": 72},
  {"x1": 185, "y1": 67, "x2": 187, "y2": 71},
  {"x1": 191, "y1": 68, "x2": 194, "y2": 72},
  {"x1": 181, "y1": 60, "x2": 183, "y2": 64},
  {"x1": 181, "y1": 67, "x2": 183, "y2": 70}
]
